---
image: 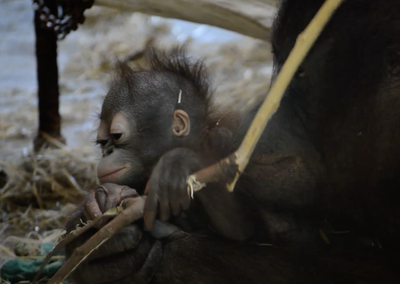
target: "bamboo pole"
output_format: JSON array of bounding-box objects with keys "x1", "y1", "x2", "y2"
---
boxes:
[{"x1": 187, "y1": 0, "x2": 346, "y2": 193}]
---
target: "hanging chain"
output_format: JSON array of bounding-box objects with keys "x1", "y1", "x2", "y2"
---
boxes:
[{"x1": 32, "y1": 0, "x2": 94, "y2": 40}]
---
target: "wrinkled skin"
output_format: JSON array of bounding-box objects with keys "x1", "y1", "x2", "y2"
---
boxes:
[{"x1": 66, "y1": 0, "x2": 400, "y2": 283}]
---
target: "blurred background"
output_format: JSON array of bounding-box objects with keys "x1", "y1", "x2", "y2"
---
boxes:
[{"x1": 0, "y1": 0, "x2": 273, "y2": 158}]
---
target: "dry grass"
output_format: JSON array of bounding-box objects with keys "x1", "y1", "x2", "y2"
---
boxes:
[
  {"x1": 0, "y1": 147, "x2": 97, "y2": 210},
  {"x1": 0, "y1": 146, "x2": 97, "y2": 275}
]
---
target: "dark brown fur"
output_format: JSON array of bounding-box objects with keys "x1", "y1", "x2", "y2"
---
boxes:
[{"x1": 66, "y1": 0, "x2": 400, "y2": 282}]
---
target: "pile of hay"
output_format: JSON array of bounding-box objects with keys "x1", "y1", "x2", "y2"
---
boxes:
[{"x1": 0, "y1": 146, "x2": 97, "y2": 271}]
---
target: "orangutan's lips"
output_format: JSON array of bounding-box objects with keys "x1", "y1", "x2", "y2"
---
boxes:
[{"x1": 98, "y1": 167, "x2": 127, "y2": 181}]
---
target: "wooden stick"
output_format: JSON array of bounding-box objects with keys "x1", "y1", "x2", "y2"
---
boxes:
[
  {"x1": 187, "y1": 0, "x2": 346, "y2": 193},
  {"x1": 94, "y1": 0, "x2": 275, "y2": 41},
  {"x1": 46, "y1": 197, "x2": 146, "y2": 284},
  {"x1": 31, "y1": 211, "x2": 118, "y2": 284}
]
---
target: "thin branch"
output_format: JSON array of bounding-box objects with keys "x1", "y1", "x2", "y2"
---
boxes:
[
  {"x1": 187, "y1": 0, "x2": 346, "y2": 193},
  {"x1": 45, "y1": 197, "x2": 146, "y2": 284},
  {"x1": 32, "y1": 211, "x2": 118, "y2": 284}
]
